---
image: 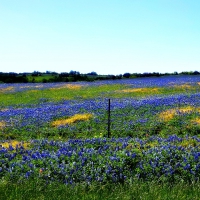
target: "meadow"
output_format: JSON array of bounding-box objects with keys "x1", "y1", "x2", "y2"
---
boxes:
[{"x1": 1, "y1": 75, "x2": 200, "y2": 199}]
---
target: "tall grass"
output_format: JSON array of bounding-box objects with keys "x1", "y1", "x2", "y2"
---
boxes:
[{"x1": 1, "y1": 180, "x2": 200, "y2": 200}]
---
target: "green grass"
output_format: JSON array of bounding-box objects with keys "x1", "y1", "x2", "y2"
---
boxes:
[
  {"x1": 0, "y1": 83, "x2": 200, "y2": 107},
  {"x1": 26, "y1": 75, "x2": 56, "y2": 82},
  {"x1": 0, "y1": 84, "x2": 127, "y2": 107},
  {"x1": 1, "y1": 179, "x2": 200, "y2": 200}
]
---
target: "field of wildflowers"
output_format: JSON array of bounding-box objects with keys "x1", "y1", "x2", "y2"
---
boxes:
[{"x1": 1, "y1": 75, "x2": 200, "y2": 189}]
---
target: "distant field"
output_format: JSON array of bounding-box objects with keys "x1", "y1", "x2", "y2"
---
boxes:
[
  {"x1": 26, "y1": 74, "x2": 55, "y2": 82},
  {"x1": 1, "y1": 75, "x2": 200, "y2": 139},
  {"x1": 1, "y1": 75, "x2": 200, "y2": 199}
]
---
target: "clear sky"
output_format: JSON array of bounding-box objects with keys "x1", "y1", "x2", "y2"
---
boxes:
[{"x1": 0, "y1": 0, "x2": 200, "y2": 75}]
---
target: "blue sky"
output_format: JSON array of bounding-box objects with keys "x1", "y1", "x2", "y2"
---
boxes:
[{"x1": 0, "y1": 0, "x2": 200, "y2": 75}]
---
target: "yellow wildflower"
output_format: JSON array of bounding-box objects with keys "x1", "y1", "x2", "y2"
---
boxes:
[
  {"x1": 159, "y1": 109, "x2": 176, "y2": 122},
  {"x1": 178, "y1": 106, "x2": 194, "y2": 114},
  {"x1": 159, "y1": 106, "x2": 198, "y2": 122},
  {"x1": 0, "y1": 140, "x2": 29, "y2": 149},
  {"x1": 51, "y1": 113, "x2": 93, "y2": 127}
]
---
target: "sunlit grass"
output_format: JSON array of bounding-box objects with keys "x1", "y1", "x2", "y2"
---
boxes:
[
  {"x1": 20, "y1": 85, "x2": 44, "y2": 89},
  {"x1": 0, "y1": 121, "x2": 6, "y2": 130},
  {"x1": 119, "y1": 87, "x2": 160, "y2": 94},
  {"x1": 114, "y1": 87, "x2": 161, "y2": 98},
  {"x1": 51, "y1": 113, "x2": 93, "y2": 127},
  {"x1": 191, "y1": 118, "x2": 200, "y2": 126},
  {"x1": 28, "y1": 90, "x2": 38, "y2": 93},
  {"x1": 179, "y1": 138, "x2": 198, "y2": 148},
  {"x1": 113, "y1": 84, "x2": 200, "y2": 98},
  {"x1": 50, "y1": 84, "x2": 83, "y2": 90},
  {"x1": 0, "y1": 86, "x2": 14, "y2": 93},
  {"x1": 173, "y1": 84, "x2": 192, "y2": 89},
  {"x1": 0, "y1": 109, "x2": 8, "y2": 112}
]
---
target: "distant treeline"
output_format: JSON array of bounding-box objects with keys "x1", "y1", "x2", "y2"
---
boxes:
[{"x1": 0, "y1": 70, "x2": 200, "y2": 83}]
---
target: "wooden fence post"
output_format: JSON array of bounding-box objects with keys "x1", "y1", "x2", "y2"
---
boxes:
[{"x1": 108, "y1": 99, "x2": 111, "y2": 138}]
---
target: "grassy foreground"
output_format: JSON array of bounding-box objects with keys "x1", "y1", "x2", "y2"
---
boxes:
[{"x1": 1, "y1": 180, "x2": 200, "y2": 200}]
